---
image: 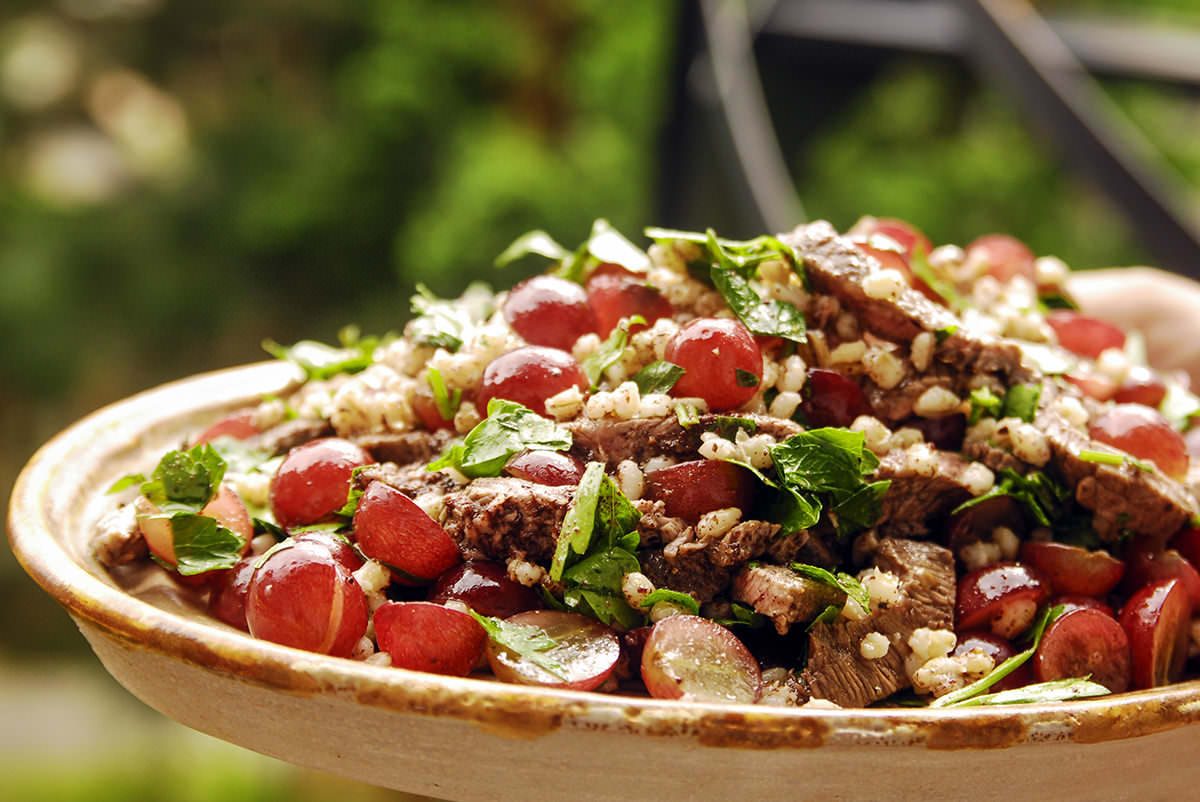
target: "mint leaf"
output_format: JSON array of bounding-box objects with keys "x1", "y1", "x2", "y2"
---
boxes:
[
  {"x1": 710, "y1": 601, "x2": 768, "y2": 629},
  {"x1": 551, "y1": 219, "x2": 650, "y2": 283},
  {"x1": 1003, "y1": 383, "x2": 1042, "y2": 423},
  {"x1": 582, "y1": 315, "x2": 645, "y2": 389},
  {"x1": 735, "y1": 368, "x2": 760, "y2": 388},
  {"x1": 494, "y1": 230, "x2": 569, "y2": 267},
  {"x1": 335, "y1": 465, "x2": 375, "y2": 517},
  {"x1": 789, "y1": 563, "x2": 868, "y2": 612},
  {"x1": 639, "y1": 588, "x2": 700, "y2": 616},
  {"x1": 711, "y1": 415, "x2": 757, "y2": 440},
  {"x1": 469, "y1": 611, "x2": 568, "y2": 680},
  {"x1": 952, "y1": 468, "x2": 1074, "y2": 530},
  {"x1": 968, "y1": 387, "x2": 1003, "y2": 426},
  {"x1": 934, "y1": 325, "x2": 958, "y2": 343},
  {"x1": 141, "y1": 443, "x2": 227, "y2": 508},
  {"x1": 170, "y1": 513, "x2": 246, "y2": 576},
  {"x1": 632, "y1": 361, "x2": 684, "y2": 395},
  {"x1": 263, "y1": 325, "x2": 380, "y2": 380},
  {"x1": 768, "y1": 428, "x2": 890, "y2": 537},
  {"x1": 427, "y1": 398, "x2": 571, "y2": 479}
]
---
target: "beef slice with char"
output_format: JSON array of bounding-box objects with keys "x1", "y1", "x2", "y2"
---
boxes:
[
  {"x1": 732, "y1": 564, "x2": 846, "y2": 635},
  {"x1": 801, "y1": 538, "x2": 955, "y2": 707},
  {"x1": 566, "y1": 414, "x2": 800, "y2": 466},
  {"x1": 351, "y1": 429, "x2": 456, "y2": 466},
  {"x1": 873, "y1": 445, "x2": 977, "y2": 534}
]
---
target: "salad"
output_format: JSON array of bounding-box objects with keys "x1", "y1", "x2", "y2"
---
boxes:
[{"x1": 97, "y1": 217, "x2": 1200, "y2": 708}]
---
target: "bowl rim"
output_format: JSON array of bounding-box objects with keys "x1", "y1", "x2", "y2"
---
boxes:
[{"x1": 10, "y1": 360, "x2": 1200, "y2": 750}]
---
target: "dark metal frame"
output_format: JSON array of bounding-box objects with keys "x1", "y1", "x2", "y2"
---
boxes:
[{"x1": 661, "y1": 0, "x2": 1200, "y2": 278}]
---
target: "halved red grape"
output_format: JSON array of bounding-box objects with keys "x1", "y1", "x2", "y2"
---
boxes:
[
  {"x1": 504, "y1": 450, "x2": 585, "y2": 486},
  {"x1": 965, "y1": 233, "x2": 1035, "y2": 283},
  {"x1": 1046, "y1": 310, "x2": 1127, "y2": 360},
  {"x1": 1120, "y1": 540, "x2": 1200, "y2": 609},
  {"x1": 504, "y1": 275, "x2": 598, "y2": 350},
  {"x1": 352, "y1": 481, "x2": 461, "y2": 581},
  {"x1": 640, "y1": 614, "x2": 761, "y2": 703},
  {"x1": 1089, "y1": 404, "x2": 1188, "y2": 480},
  {"x1": 1051, "y1": 594, "x2": 1115, "y2": 618},
  {"x1": 862, "y1": 217, "x2": 933, "y2": 260},
  {"x1": 477, "y1": 345, "x2": 588, "y2": 417},
  {"x1": 952, "y1": 630, "x2": 1029, "y2": 692},
  {"x1": 410, "y1": 387, "x2": 456, "y2": 432},
  {"x1": 1169, "y1": 526, "x2": 1200, "y2": 568},
  {"x1": 294, "y1": 529, "x2": 365, "y2": 574},
  {"x1": 585, "y1": 263, "x2": 674, "y2": 337},
  {"x1": 643, "y1": 459, "x2": 755, "y2": 523},
  {"x1": 245, "y1": 539, "x2": 368, "y2": 657},
  {"x1": 1018, "y1": 541, "x2": 1124, "y2": 598},
  {"x1": 485, "y1": 610, "x2": 620, "y2": 691},
  {"x1": 1119, "y1": 578, "x2": 1192, "y2": 689},
  {"x1": 427, "y1": 560, "x2": 540, "y2": 618},
  {"x1": 1033, "y1": 607, "x2": 1130, "y2": 693},
  {"x1": 270, "y1": 437, "x2": 374, "y2": 528},
  {"x1": 1064, "y1": 370, "x2": 1117, "y2": 402},
  {"x1": 137, "y1": 483, "x2": 253, "y2": 569},
  {"x1": 1113, "y1": 365, "x2": 1167, "y2": 408},
  {"x1": 801, "y1": 368, "x2": 871, "y2": 429},
  {"x1": 190, "y1": 410, "x2": 260, "y2": 446},
  {"x1": 956, "y1": 562, "x2": 1051, "y2": 638},
  {"x1": 665, "y1": 317, "x2": 762, "y2": 412},
  {"x1": 373, "y1": 601, "x2": 486, "y2": 676},
  {"x1": 208, "y1": 554, "x2": 257, "y2": 631}
]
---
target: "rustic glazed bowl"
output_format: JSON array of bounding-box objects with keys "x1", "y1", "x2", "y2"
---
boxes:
[{"x1": 10, "y1": 269, "x2": 1200, "y2": 801}]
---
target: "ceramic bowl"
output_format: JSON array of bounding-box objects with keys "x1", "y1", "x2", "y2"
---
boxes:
[{"x1": 10, "y1": 270, "x2": 1200, "y2": 801}]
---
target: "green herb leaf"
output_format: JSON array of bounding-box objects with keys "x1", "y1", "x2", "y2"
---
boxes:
[
  {"x1": 1003, "y1": 383, "x2": 1042, "y2": 423},
  {"x1": 550, "y1": 462, "x2": 605, "y2": 582},
  {"x1": 551, "y1": 219, "x2": 650, "y2": 283},
  {"x1": 711, "y1": 601, "x2": 768, "y2": 629},
  {"x1": 427, "y1": 399, "x2": 572, "y2": 479},
  {"x1": 335, "y1": 465, "x2": 375, "y2": 517},
  {"x1": 674, "y1": 402, "x2": 700, "y2": 428},
  {"x1": 768, "y1": 428, "x2": 891, "y2": 538},
  {"x1": 107, "y1": 473, "x2": 146, "y2": 494},
  {"x1": 639, "y1": 589, "x2": 701, "y2": 616},
  {"x1": 469, "y1": 611, "x2": 568, "y2": 680},
  {"x1": 1037, "y1": 292, "x2": 1080, "y2": 312},
  {"x1": 263, "y1": 325, "x2": 380, "y2": 380},
  {"x1": 632, "y1": 361, "x2": 685, "y2": 395},
  {"x1": 170, "y1": 513, "x2": 246, "y2": 576},
  {"x1": 494, "y1": 230, "x2": 570, "y2": 267},
  {"x1": 712, "y1": 415, "x2": 757, "y2": 440},
  {"x1": 735, "y1": 368, "x2": 760, "y2": 388},
  {"x1": 934, "y1": 325, "x2": 958, "y2": 343},
  {"x1": 1078, "y1": 449, "x2": 1153, "y2": 472},
  {"x1": 932, "y1": 605, "x2": 1064, "y2": 707},
  {"x1": 948, "y1": 677, "x2": 1110, "y2": 707},
  {"x1": 140, "y1": 443, "x2": 227, "y2": 509},
  {"x1": 582, "y1": 316, "x2": 645, "y2": 389},
  {"x1": 427, "y1": 367, "x2": 461, "y2": 422},
  {"x1": 951, "y1": 468, "x2": 1074, "y2": 530},
  {"x1": 908, "y1": 243, "x2": 962, "y2": 308},
  {"x1": 789, "y1": 563, "x2": 868, "y2": 612},
  {"x1": 968, "y1": 387, "x2": 1004, "y2": 426}
]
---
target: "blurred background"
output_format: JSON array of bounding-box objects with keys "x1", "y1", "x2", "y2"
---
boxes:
[{"x1": 2, "y1": 0, "x2": 1199, "y2": 799}]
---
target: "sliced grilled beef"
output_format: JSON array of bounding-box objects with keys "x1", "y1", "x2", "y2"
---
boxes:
[
  {"x1": 247, "y1": 418, "x2": 333, "y2": 456},
  {"x1": 782, "y1": 220, "x2": 1029, "y2": 381},
  {"x1": 708, "y1": 520, "x2": 780, "y2": 567},
  {"x1": 800, "y1": 538, "x2": 955, "y2": 707},
  {"x1": 566, "y1": 414, "x2": 800, "y2": 465},
  {"x1": 640, "y1": 548, "x2": 730, "y2": 604},
  {"x1": 351, "y1": 429, "x2": 456, "y2": 466},
  {"x1": 352, "y1": 461, "x2": 465, "y2": 499},
  {"x1": 731, "y1": 564, "x2": 845, "y2": 635},
  {"x1": 1036, "y1": 397, "x2": 1197, "y2": 541},
  {"x1": 874, "y1": 446, "x2": 977, "y2": 533},
  {"x1": 440, "y1": 477, "x2": 573, "y2": 563}
]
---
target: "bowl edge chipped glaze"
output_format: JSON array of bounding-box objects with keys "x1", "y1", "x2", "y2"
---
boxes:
[{"x1": 10, "y1": 353, "x2": 1200, "y2": 801}]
